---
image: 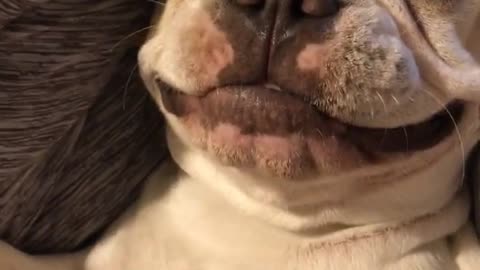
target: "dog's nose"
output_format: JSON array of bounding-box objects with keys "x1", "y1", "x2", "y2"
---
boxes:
[
  {"x1": 234, "y1": 0, "x2": 339, "y2": 17},
  {"x1": 213, "y1": 0, "x2": 342, "y2": 87}
]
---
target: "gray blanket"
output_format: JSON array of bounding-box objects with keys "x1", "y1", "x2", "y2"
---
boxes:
[{"x1": 0, "y1": 0, "x2": 167, "y2": 254}]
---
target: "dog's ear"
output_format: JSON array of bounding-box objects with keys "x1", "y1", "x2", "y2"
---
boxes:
[{"x1": 467, "y1": 144, "x2": 480, "y2": 239}]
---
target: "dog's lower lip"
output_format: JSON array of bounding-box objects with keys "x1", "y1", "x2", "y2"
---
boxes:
[{"x1": 157, "y1": 80, "x2": 464, "y2": 154}]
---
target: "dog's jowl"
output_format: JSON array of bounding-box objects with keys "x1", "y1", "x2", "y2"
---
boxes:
[{"x1": 3, "y1": 0, "x2": 480, "y2": 269}]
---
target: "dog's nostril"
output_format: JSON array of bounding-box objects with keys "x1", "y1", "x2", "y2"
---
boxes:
[
  {"x1": 235, "y1": 0, "x2": 263, "y2": 6},
  {"x1": 300, "y1": 0, "x2": 339, "y2": 17}
]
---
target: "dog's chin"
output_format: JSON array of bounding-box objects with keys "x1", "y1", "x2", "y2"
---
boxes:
[{"x1": 157, "y1": 81, "x2": 464, "y2": 179}]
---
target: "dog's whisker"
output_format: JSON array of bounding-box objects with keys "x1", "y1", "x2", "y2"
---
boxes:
[
  {"x1": 110, "y1": 25, "x2": 155, "y2": 52},
  {"x1": 422, "y1": 89, "x2": 466, "y2": 184},
  {"x1": 147, "y1": 0, "x2": 166, "y2": 5},
  {"x1": 391, "y1": 94, "x2": 400, "y2": 105},
  {"x1": 402, "y1": 127, "x2": 409, "y2": 152},
  {"x1": 375, "y1": 91, "x2": 388, "y2": 113},
  {"x1": 122, "y1": 64, "x2": 139, "y2": 110},
  {"x1": 374, "y1": 91, "x2": 389, "y2": 145},
  {"x1": 361, "y1": 95, "x2": 374, "y2": 120},
  {"x1": 370, "y1": 108, "x2": 375, "y2": 119}
]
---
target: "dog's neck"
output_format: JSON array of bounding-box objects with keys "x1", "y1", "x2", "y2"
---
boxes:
[
  {"x1": 146, "y1": 130, "x2": 472, "y2": 269},
  {"x1": 152, "y1": 102, "x2": 480, "y2": 270},
  {"x1": 166, "y1": 127, "x2": 470, "y2": 232}
]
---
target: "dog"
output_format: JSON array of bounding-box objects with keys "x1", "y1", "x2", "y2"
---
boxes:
[{"x1": 2, "y1": 0, "x2": 480, "y2": 269}]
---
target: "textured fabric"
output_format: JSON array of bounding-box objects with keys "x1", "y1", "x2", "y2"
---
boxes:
[{"x1": 0, "y1": 0, "x2": 167, "y2": 254}]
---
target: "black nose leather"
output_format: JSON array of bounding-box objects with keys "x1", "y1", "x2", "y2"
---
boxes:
[{"x1": 234, "y1": 0, "x2": 339, "y2": 17}]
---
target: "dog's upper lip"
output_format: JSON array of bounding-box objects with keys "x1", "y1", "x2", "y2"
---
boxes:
[{"x1": 156, "y1": 79, "x2": 464, "y2": 154}]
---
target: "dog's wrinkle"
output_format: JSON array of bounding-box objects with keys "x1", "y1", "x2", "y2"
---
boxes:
[
  {"x1": 378, "y1": 0, "x2": 480, "y2": 103},
  {"x1": 404, "y1": 0, "x2": 473, "y2": 66},
  {"x1": 402, "y1": 0, "x2": 429, "y2": 45}
]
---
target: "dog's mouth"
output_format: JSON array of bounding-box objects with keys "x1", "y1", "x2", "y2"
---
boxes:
[
  {"x1": 160, "y1": 81, "x2": 463, "y2": 153},
  {"x1": 157, "y1": 80, "x2": 464, "y2": 176}
]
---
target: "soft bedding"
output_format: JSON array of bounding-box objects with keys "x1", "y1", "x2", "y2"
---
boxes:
[{"x1": 0, "y1": 0, "x2": 166, "y2": 254}]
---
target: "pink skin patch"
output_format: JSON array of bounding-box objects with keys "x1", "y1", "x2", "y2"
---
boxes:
[
  {"x1": 310, "y1": 134, "x2": 369, "y2": 173},
  {"x1": 207, "y1": 124, "x2": 254, "y2": 165},
  {"x1": 174, "y1": 116, "x2": 369, "y2": 178},
  {"x1": 194, "y1": 11, "x2": 234, "y2": 85},
  {"x1": 254, "y1": 135, "x2": 301, "y2": 162},
  {"x1": 297, "y1": 43, "x2": 333, "y2": 73},
  {"x1": 176, "y1": 9, "x2": 235, "y2": 93},
  {"x1": 150, "y1": 5, "x2": 235, "y2": 95}
]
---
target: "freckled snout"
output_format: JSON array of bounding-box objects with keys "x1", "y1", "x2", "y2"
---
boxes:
[
  {"x1": 140, "y1": 0, "x2": 426, "y2": 128},
  {"x1": 140, "y1": 0, "x2": 342, "y2": 94}
]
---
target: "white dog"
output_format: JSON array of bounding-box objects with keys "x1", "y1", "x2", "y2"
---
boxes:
[{"x1": 3, "y1": 0, "x2": 480, "y2": 269}]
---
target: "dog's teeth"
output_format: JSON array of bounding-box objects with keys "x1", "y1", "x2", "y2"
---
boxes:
[{"x1": 264, "y1": 83, "x2": 282, "y2": 92}]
